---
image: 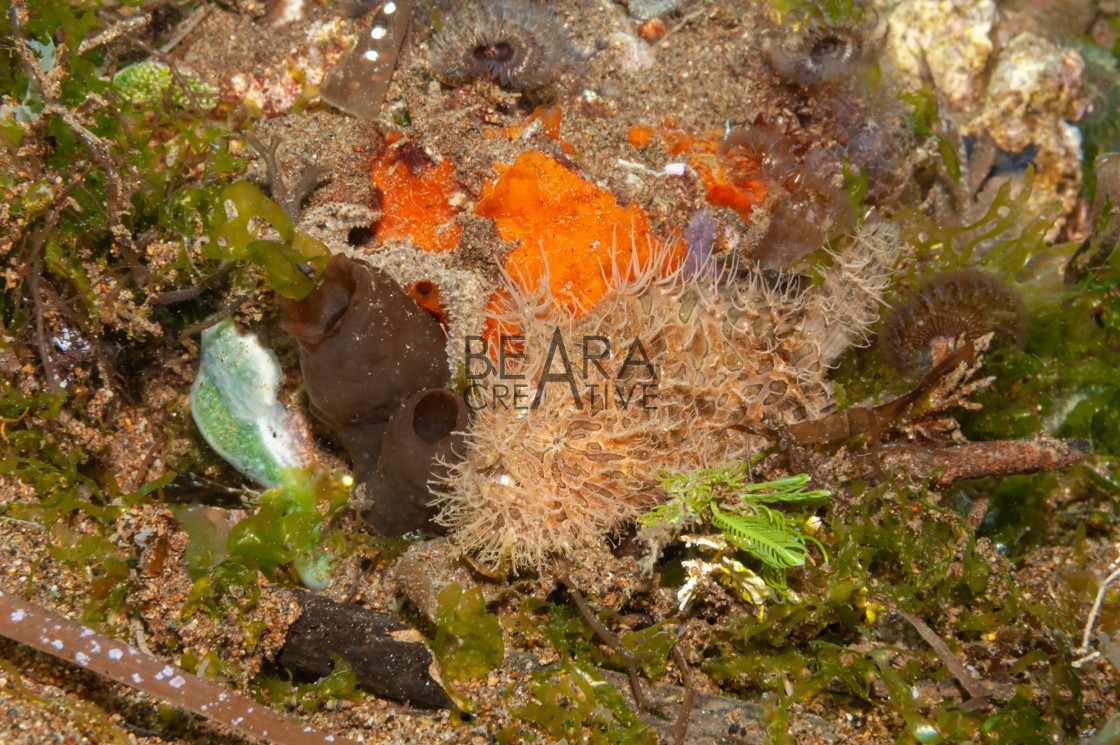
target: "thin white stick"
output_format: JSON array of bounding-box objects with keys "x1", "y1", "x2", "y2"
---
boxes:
[{"x1": 1078, "y1": 564, "x2": 1120, "y2": 655}]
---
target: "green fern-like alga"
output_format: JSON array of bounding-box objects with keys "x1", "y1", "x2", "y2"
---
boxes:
[{"x1": 639, "y1": 463, "x2": 830, "y2": 592}]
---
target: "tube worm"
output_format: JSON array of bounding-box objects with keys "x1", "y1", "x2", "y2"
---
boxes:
[
  {"x1": 879, "y1": 268, "x2": 1027, "y2": 373},
  {"x1": 428, "y1": 0, "x2": 579, "y2": 89},
  {"x1": 764, "y1": 0, "x2": 885, "y2": 87}
]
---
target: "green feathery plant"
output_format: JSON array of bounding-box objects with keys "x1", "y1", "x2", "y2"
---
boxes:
[{"x1": 639, "y1": 462, "x2": 831, "y2": 591}]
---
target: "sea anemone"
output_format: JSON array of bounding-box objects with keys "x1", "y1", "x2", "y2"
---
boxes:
[
  {"x1": 879, "y1": 268, "x2": 1027, "y2": 373},
  {"x1": 435, "y1": 222, "x2": 900, "y2": 571},
  {"x1": 764, "y1": 0, "x2": 885, "y2": 87},
  {"x1": 429, "y1": 0, "x2": 578, "y2": 89}
]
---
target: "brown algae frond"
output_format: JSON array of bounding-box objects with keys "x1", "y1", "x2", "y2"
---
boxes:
[{"x1": 319, "y1": 0, "x2": 414, "y2": 119}]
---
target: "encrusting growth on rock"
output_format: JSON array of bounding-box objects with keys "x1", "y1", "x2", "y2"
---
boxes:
[{"x1": 436, "y1": 222, "x2": 900, "y2": 571}]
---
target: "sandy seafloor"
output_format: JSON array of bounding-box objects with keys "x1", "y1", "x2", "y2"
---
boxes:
[{"x1": 2, "y1": 0, "x2": 1120, "y2": 743}]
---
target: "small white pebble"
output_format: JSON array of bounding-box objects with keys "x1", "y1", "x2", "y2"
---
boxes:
[
  {"x1": 132, "y1": 673, "x2": 143, "y2": 684},
  {"x1": 50, "y1": 639, "x2": 63, "y2": 650},
  {"x1": 90, "y1": 641, "x2": 100, "y2": 653},
  {"x1": 109, "y1": 648, "x2": 123, "y2": 660},
  {"x1": 363, "y1": 49, "x2": 380, "y2": 62},
  {"x1": 384, "y1": 1, "x2": 396, "y2": 13},
  {"x1": 10, "y1": 610, "x2": 25, "y2": 623},
  {"x1": 663, "y1": 163, "x2": 687, "y2": 176},
  {"x1": 169, "y1": 675, "x2": 186, "y2": 689},
  {"x1": 75, "y1": 652, "x2": 90, "y2": 665},
  {"x1": 371, "y1": 26, "x2": 387, "y2": 40},
  {"x1": 233, "y1": 717, "x2": 244, "y2": 725}
]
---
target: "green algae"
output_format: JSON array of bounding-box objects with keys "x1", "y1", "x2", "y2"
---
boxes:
[
  {"x1": 256, "y1": 655, "x2": 362, "y2": 712},
  {"x1": 696, "y1": 477, "x2": 1093, "y2": 744},
  {"x1": 432, "y1": 583, "x2": 505, "y2": 684},
  {"x1": 512, "y1": 659, "x2": 658, "y2": 745},
  {"x1": 225, "y1": 466, "x2": 350, "y2": 589},
  {"x1": 203, "y1": 181, "x2": 331, "y2": 300},
  {"x1": 190, "y1": 317, "x2": 308, "y2": 488},
  {"x1": 640, "y1": 464, "x2": 830, "y2": 593},
  {"x1": 112, "y1": 59, "x2": 218, "y2": 109}
]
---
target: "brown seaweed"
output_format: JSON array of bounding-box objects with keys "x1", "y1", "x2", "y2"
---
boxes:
[{"x1": 319, "y1": 0, "x2": 413, "y2": 119}]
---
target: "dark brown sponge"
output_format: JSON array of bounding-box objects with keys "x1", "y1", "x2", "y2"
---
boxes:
[
  {"x1": 358, "y1": 388, "x2": 470, "y2": 536},
  {"x1": 280, "y1": 255, "x2": 449, "y2": 481},
  {"x1": 879, "y1": 268, "x2": 1027, "y2": 372}
]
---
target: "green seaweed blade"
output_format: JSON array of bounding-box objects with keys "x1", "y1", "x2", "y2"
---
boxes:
[{"x1": 190, "y1": 319, "x2": 308, "y2": 487}]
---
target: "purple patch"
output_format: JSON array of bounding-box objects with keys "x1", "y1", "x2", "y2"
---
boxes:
[{"x1": 684, "y1": 209, "x2": 718, "y2": 278}]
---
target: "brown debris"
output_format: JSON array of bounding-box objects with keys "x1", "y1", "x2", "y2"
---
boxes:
[
  {"x1": 122, "y1": 509, "x2": 301, "y2": 683},
  {"x1": 785, "y1": 339, "x2": 980, "y2": 446},
  {"x1": 276, "y1": 590, "x2": 453, "y2": 709},
  {"x1": 874, "y1": 434, "x2": 1091, "y2": 486},
  {"x1": 559, "y1": 573, "x2": 653, "y2": 712},
  {"x1": 0, "y1": 589, "x2": 357, "y2": 745}
]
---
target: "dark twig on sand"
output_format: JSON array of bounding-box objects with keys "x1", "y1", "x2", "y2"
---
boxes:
[
  {"x1": 898, "y1": 609, "x2": 989, "y2": 703},
  {"x1": 670, "y1": 639, "x2": 695, "y2": 745},
  {"x1": 148, "y1": 259, "x2": 240, "y2": 305},
  {"x1": 559, "y1": 574, "x2": 655, "y2": 713},
  {"x1": 245, "y1": 133, "x2": 330, "y2": 223}
]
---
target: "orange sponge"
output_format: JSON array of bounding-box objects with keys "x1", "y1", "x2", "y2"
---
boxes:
[
  {"x1": 475, "y1": 151, "x2": 682, "y2": 333},
  {"x1": 370, "y1": 139, "x2": 463, "y2": 254}
]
